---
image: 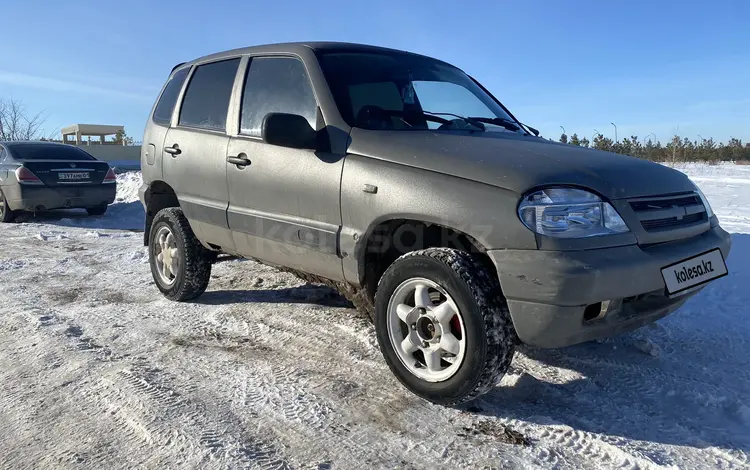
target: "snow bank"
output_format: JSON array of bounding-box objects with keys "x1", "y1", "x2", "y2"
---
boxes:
[{"x1": 115, "y1": 171, "x2": 142, "y2": 204}]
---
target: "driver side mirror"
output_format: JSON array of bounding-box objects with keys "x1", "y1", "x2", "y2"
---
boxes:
[{"x1": 261, "y1": 113, "x2": 318, "y2": 150}]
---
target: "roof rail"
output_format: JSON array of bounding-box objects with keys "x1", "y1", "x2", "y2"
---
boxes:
[{"x1": 170, "y1": 62, "x2": 186, "y2": 74}]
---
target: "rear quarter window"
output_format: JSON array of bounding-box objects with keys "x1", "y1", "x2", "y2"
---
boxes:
[
  {"x1": 152, "y1": 67, "x2": 190, "y2": 126},
  {"x1": 8, "y1": 144, "x2": 96, "y2": 161}
]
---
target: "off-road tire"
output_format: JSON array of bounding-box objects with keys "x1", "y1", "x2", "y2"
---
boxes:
[
  {"x1": 374, "y1": 248, "x2": 516, "y2": 405},
  {"x1": 0, "y1": 189, "x2": 14, "y2": 223},
  {"x1": 86, "y1": 205, "x2": 108, "y2": 216},
  {"x1": 148, "y1": 207, "x2": 212, "y2": 301}
]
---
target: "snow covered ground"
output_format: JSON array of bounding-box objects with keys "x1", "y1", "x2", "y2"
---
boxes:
[{"x1": 0, "y1": 164, "x2": 748, "y2": 469}]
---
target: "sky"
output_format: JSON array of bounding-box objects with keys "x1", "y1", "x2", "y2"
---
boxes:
[{"x1": 2, "y1": 0, "x2": 748, "y2": 144}]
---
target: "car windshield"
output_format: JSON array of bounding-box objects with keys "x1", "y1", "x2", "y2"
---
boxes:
[
  {"x1": 317, "y1": 51, "x2": 520, "y2": 132},
  {"x1": 8, "y1": 144, "x2": 96, "y2": 161}
]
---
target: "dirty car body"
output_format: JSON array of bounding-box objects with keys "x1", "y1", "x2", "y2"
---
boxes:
[{"x1": 139, "y1": 42, "x2": 731, "y2": 403}]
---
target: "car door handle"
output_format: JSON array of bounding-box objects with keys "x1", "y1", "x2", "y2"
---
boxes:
[
  {"x1": 164, "y1": 144, "x2": 181, "y2": 156},
  {"x1": 227, "y1": 154, "x2": 250, "y2": 167}
]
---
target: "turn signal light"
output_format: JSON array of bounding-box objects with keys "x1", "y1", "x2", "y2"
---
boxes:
[
  {"x1": 103, "y1": 167, "x2": 116, "y2": 184},
  {"x1": 16, "y1": 167, "x2": 44, "y2": 185}
]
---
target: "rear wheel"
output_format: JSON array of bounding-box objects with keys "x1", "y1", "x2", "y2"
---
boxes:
[
  {"x1": 86, "y1": 205, "x2": 108, "y2": 216},
  {"x1": 374, "y1": 248, "x2": 516, "y2": 405},
  {"x1": 0, "y1": 189, "x2": 14, "y2": 223},
  {"x1": 148, "y1": 207, "x2": 213, "y2": 301}
]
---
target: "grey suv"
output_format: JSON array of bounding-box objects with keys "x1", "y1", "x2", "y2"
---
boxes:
[{"x1": 139, "y1": 42, "x2": 731, "y2": 404}]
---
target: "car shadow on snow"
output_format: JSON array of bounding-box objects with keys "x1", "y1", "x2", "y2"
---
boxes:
[
  {"x1": 14, "y1": 202, "x2": 145, "y2": 231},
  {"x1": 196, "y1": 284, "x2": 354, "y2": 309},
  {"x1": 473, "y1": 233, "x2": 750, "y2": 458}
]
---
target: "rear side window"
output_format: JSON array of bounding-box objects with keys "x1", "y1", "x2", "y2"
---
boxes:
[
  {"x1": 0, "y1": 146, "x2": 6, "y2": 163},
  {"x1": 8, "y1": 144, "x2": 96, "y2": 161},
  {"x1": 240, "y1": 57, "x2": 317, "y2": 137},
  {"x1": 153, "y1": 67, "x2": 190, "y2": 126},
  {"x1": 179, "y1": 58, "x2": 240, "y2": 131}
]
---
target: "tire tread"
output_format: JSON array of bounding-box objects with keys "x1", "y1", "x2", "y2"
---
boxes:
[
  {"x1": 376, "y1": 247, "x2": 516, "y2": 405},
  {"x1": 149, "y1": 207, "x2": 212, "y2": 301}
]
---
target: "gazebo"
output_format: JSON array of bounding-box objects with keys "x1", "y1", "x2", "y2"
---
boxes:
[{"x1": 61, "y1": 124, "x2": 125, "y2": 145}]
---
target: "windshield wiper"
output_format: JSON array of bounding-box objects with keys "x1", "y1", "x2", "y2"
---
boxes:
[
  {"x1": 467, "y1": 116, "x2": 522, "y2": 132},
  {"x1": 421, "y1": 111, "x2": 486, "y2": 131}
]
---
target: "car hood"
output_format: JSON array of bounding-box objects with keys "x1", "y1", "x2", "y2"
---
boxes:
[{"x1": 347, "y1": 129, "x2": 695, "y2": 200}]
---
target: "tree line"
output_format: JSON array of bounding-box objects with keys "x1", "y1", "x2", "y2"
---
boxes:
[{"x1": 557, "y1": 131, "x2": 750, "y2": 163}]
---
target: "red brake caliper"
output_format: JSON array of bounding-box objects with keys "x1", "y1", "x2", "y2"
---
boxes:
[{"x1": 450, "y1": 315, "x2": 462, "y2": 340}]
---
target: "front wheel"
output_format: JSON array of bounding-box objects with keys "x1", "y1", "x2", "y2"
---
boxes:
[
  {"x1": 148, "y1": 207, "x2": 213, "y2": 301},
  {"x1": 374, "y1": 248, "x2": 516, "y2": 405}
]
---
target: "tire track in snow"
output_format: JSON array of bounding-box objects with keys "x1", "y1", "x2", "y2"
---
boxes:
[
  {"x1": 503, "y1": 350, "x2": 749, "y2": 469},
  {"x1": 6, "y1": 297, "x2": 294, "y2": 470},
  {"x1": 209, "y1": 320, "x2": 411, "y2": 468},
  {"x1": 175, "y1": 306, "x2": 465, "y2": 468},
  {"x1": 541, "y1": 347, "x2": 750, "y2": 440}
]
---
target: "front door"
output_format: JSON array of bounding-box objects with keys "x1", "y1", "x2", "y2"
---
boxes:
[
  {"x1": 162, "y1": 57, "x2": 241, "y2": 250},
  {"x1": 226, "y1": 56, "x2": 345, "y2": 281}
]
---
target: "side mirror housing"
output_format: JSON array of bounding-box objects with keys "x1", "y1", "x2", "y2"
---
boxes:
[{"x1": 261, "y1": 113, "x2": 317, "y2": 150}]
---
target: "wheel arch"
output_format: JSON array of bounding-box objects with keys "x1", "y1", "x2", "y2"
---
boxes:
[
  {"x1": 355, "y1": 217, "x2": 498, "y2": 310},
  {"x1": 142, "y1": 180, "x2": 180, "y2": 245}
]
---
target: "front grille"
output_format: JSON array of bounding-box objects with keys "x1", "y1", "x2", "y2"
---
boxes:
[
  {"x1": 641, "y1": 212, "x2": 704, "y2": 230},
  {"x1": 629, "y1": 193, "x2": 707, "y2": 233},
  {"x1": 629, "y1": 194, "x2": 700, "y2": 211}
]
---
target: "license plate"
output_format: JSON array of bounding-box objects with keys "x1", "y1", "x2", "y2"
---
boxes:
[
  {"x1": 58, "y1": 172, "x2": 89, "y2": 180},
  {"x1": 661, "y1": 248, "x2": 728, "y2": 295}
]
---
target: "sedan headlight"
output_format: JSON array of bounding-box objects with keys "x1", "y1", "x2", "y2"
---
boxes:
[
  {"x1": 518, "y1": 187, "x2": 629, "y2": 238},
  {"x1": 692, "y1": 184, "x2": 714, "y2": 218}
]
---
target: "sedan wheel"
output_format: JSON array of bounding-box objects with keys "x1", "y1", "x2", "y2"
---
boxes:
[{"x1": 0, "y1": 189, "x2": 14, "y2": 223}]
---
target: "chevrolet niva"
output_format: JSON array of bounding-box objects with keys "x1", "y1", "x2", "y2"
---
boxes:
[{"x1": 139, "y1": 42, "x2": 731, "y2": 404}]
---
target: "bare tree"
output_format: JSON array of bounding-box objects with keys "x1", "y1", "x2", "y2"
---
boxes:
[{"x1": 0, "y1": 98, "x2": 47, "y2": 141}]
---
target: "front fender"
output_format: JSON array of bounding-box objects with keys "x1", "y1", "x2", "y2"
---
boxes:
[{"x1": 339, "y1": 154, "x2": 536, "y2": 285}]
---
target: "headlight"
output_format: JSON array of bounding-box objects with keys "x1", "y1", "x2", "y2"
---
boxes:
[
  {"x1": 518, "y1": 187, "x2": 629, "y2": 238},
  {"x1": 692, "y1": 184, "x2": 714, "y2": 218}
]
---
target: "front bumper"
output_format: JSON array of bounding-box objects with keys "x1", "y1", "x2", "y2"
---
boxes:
[
  {"x1": 4, "y1": 183, "x2": 116, "y2": 211},
  {"x1": 488, "y1": 225, "x2": 732, "y2": 348}
]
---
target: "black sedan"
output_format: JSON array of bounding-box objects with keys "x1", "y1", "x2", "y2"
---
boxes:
[{"x1": 0, "y1": 141, "x2": 116, "y2": 223}]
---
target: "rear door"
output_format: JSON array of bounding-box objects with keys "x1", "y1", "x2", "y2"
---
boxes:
[
  {"x1": 162, "y1": 57, "x2": 242, "y2": 250},
  {"x1": 142, "y1": 66, "x2": 190, "y2": 184}
]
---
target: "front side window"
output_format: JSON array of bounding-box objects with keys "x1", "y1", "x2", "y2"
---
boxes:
[
  {"x1": 0, "y1": 146, "x2": 6, "y2": 163},
  {"x1": 240, "y1": 57, "x2": 317, "y2": 137},
  {"x1": 317, "y1": 51, "x2": 520, "y2": 132},
  {"x1": 179, "y1": 58, "x2": 240, "y2": 131},
  {"x1": 153, "y1": 67, "x2": 190, "y2": 126}
]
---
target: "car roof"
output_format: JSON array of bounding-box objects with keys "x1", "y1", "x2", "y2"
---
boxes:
[
  {"x1": 179, "y1": 41, "x2": 454, "y2": 70},
  {"x1": 1, "y1": 141, "x2": 70, "y2": 148}
]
